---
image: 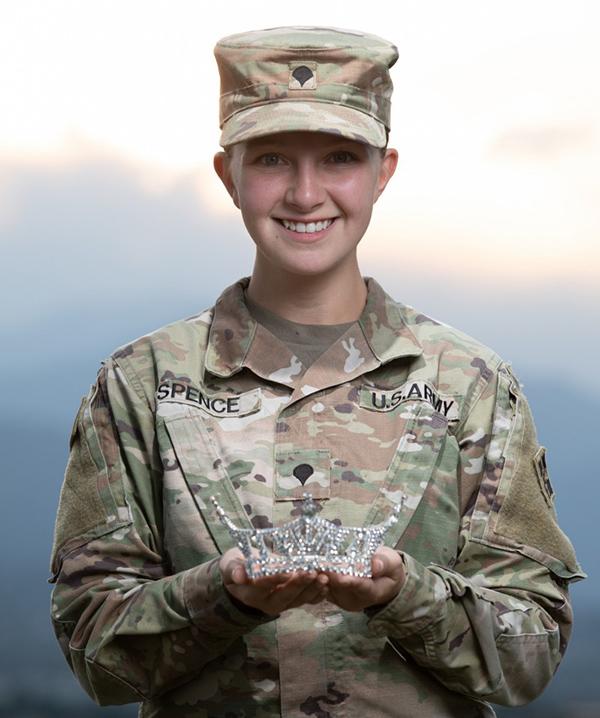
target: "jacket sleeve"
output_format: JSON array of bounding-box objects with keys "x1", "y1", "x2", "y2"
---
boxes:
[
  {"x1": 49, "y1": 357, "x2": 274, "y2": 706},
  {"x1": 366, "y1": 361, "x2": 585, "y2": 706}
]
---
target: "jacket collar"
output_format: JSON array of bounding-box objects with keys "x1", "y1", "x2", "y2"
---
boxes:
[{"x1": 204, "y1": 276, "x2": 422, "y2": 384}]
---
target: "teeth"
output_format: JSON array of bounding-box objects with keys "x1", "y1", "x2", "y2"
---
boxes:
[{"x1": 281, "y1": 218, "x2": 333, "y2": 233}]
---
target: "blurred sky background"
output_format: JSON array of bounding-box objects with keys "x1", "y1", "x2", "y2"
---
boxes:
[{"x1": 0, "y1": 1, "x2": 598, "y2": 716}]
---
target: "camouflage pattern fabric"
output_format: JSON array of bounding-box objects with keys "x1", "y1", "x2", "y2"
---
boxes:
[
  {"x1": 49, "y1": 276, "x2": 585, "y2": 717},
  {"x1": 214, "y1": 27, "x2": 397, "y2": 148}
]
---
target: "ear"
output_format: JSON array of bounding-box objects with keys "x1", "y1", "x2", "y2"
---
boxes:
[
  {"x1": 213, "y1": 150, "x2": 240, "y2": 208},
  {"x1": 373, "y1": 147, "x2": 398, "y2": 203}
]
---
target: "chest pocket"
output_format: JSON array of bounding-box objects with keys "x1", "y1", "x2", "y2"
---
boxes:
[
  {"x1": 274, "y1": 447, "x2": 332, "y2": 501},
  {"x1": 358, "y1": 399, "x2": 451, "y2": 548},
  {"x1": 158, "y1": 392, "x2": 261, "y2": 553}
]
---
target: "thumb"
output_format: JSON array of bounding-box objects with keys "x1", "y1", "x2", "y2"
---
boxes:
[
  {"x1": 371, "y1": 546, "x2": 398, "y2": 577},
  {"x1": 230, "y1": 563, "x2": 247, "y2": 584},
  {"x1": 371, "y1": 554, "x2": 386, "y2": 577},
  {"x1": 220, "y1": 554, "x2": 248, "y2": 585}
]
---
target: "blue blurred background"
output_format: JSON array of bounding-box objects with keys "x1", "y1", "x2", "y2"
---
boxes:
[{"x1": 1, "y1": 2, "x2": 598, "y2": 716}]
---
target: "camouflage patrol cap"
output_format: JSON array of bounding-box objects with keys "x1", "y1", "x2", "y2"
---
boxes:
[{"x1": 214, "y1": 26, "x2": 398, "y2": 148}]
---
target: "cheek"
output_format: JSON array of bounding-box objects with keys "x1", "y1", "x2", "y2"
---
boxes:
[
  {"x1": 338, "y1": 171, "x2": 378, "y2": 209},
  {"x1": 238, "y1": 176, "x2": 279, "y2": 218}
]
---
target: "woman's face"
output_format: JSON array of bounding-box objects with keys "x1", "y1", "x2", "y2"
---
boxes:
[{"x1": 214, "y1": 131, "x2": 398, "y2": 278}]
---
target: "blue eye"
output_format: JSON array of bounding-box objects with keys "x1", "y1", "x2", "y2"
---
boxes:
[
  {"x1": 329, "y1": 151, "x2": 355, "y2": 163},
  {"x1": 259, "y1": 153, "x2": 282, "y2": 166}
]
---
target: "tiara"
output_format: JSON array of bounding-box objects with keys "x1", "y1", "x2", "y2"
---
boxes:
[{"x1": 210, "y1": 493, "x2": 401, "y2": 578}]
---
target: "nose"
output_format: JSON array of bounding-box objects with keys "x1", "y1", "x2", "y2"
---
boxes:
[{"x1": 284, "y1": 159, "x2": 326, "y2": 212}]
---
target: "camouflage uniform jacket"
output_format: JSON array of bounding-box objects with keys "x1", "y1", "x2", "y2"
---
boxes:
[{"x1": 50, "y1": 275, "x2": 584, "y2": 718}]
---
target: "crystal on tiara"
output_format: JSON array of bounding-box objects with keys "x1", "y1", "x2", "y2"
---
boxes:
[{"x1": 210, "y1": 492, "x2": 402, "y2": 579}]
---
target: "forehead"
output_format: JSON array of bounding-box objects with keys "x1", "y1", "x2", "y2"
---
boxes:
[{"x1": 230, "y1": 131, "x2": 375, "y2": 155}]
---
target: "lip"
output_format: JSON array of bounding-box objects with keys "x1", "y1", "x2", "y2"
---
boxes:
[
  {"x1": 277, "y1": 217, "x2": 337, "y2": 224},
  {"x1": 274, "y1": 217, "x2": 337, "y2": 242}
]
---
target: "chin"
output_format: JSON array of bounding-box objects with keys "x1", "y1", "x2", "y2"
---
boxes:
[{"x1": 281, "y1": 258, "x2": 340, "y2": 275}]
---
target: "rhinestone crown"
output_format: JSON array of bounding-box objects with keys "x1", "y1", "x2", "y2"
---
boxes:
[{"x1": 211, "y1": 493, "x2": 401, "y2": 578}]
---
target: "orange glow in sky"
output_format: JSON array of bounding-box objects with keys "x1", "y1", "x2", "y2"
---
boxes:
[{"x1": 1, "y1": 0, "x2": 599, "y2": 282}]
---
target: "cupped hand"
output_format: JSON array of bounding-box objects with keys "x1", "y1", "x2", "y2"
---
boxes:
[
  {"x1": 219, "y1": 548, "x2": 329, "y2": 616},
  {"x1": 321, "y1": 546, "x2": 406, "y2": 612}
]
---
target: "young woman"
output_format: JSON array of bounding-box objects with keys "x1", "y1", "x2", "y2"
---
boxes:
[{"x1": 50, "y1": 26, "x2": 584, "y2": 718}]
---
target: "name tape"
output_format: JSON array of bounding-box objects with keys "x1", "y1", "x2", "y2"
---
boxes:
[
  {"x1": 360, "y1": 380, "x2": 460, "y2": 420},
  {"x1": 156, "y1": 380, "x2": 261, "y2": 417}
]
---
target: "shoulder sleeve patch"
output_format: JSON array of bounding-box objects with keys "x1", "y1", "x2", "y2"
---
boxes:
[
  {"x1": 50, "y1": 395, "x2": 115, "y2": 577},
  {"x1": 471, "y1": 365, "x2": 585, "y2": 580},
  {"x1": 50, "y1": 370, "x2": 132, "y2": 579}
]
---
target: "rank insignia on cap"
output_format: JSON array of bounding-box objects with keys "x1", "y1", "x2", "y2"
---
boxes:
[{"x1": 289, "y1": 62, "x2": 317, "y2": 90}]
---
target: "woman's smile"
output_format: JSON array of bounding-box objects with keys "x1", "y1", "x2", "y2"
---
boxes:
[{"x1": 275, "y1": 216, "x2": 338, "y2": 242}]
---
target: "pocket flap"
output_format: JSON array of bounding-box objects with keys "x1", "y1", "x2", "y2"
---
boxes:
[
  {"x1": 363, "y1": 402, "x2": 449, "y2": 547},
  {"x1": 163, "y1": 408, "x2": 252, "y2": 553}
]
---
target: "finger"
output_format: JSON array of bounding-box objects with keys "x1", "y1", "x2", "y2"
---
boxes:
[
  {"x1": 231, "y1": 565, "x2": 247, "y2": 584},
  {"x1": 299, "y1": 587, "x2": 328, "y2": 606},
  {"x1": 285, "y1": 577, "x2": 327, "y2": 608},
  {"x1": 316, "y1": 591, "x2": 329, "y2": 603},
  {"x1": 326, "y1": 572, "x2": 362, "y2": 590},
  {"x1": 252, "y1": 572, "x2": 296, "y2": 590},
  {"x1": 313, "y1": 578, "x2": 329, "y2": 599},
  {"x1": 372, "y1": 547, "x2": 404, "y2": 580},
  {"x1": 371, "y1": 557, "x2": 385, "y2": 577},
  {"x1": 271, "y1": 573, "x2": 320, "y2": 608},
  {"x1": 221, "y1": 558, "x2": 248, "y2": 585},
  {"x1": 271, "y1": 570, "x2": 316, "y2": 591},
  {"x1": 274, "y1": 571, "x2": 299, "y2": 591}
]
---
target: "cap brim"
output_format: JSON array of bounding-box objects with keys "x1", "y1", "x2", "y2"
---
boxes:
[{"x1": 220, "y1": 100, "x2": 387, "y2": 148}]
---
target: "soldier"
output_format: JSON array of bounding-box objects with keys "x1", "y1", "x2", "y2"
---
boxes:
[{"x1": 50, "y1": 26, "x2": 585, "y2": 717}]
